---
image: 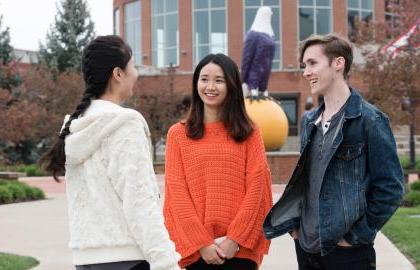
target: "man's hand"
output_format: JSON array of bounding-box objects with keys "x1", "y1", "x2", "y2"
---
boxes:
[
  {"x1": 290, "y1": 229, "x2": 299, "y2": 239},
  {"x1": 199, "y1": 244, "x2": 226, "y2": 265},
  {"x1": 337, "y1": 238, "x2": 352, "y2": 247},
  {"x1": 218, "y1": 237, "x2": 239, "y2": 259}
]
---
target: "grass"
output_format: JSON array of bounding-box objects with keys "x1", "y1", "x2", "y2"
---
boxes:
[
  {"x1": 398, "y1": 154, "x2": 420, "y2": 170},
  {"x1": 382, "y1": 206, "x2": 420, "y2": 269},
  {"x1": 0, "y1": 164, "x2": 47, "y2": 177},
  {"x1": 0, "y1": 252, "x2": 39, "y2": 270}
]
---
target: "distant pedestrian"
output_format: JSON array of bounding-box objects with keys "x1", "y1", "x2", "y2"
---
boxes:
[
  {"x1": 179, "y1": 94, "x2": 191, "y2": 120},
  {"x1": 303, "y1": 101, "x2": 314, "y2": 119},
  {"x1": 301, "y1": 101, "x2": 315, "y2": 133}
]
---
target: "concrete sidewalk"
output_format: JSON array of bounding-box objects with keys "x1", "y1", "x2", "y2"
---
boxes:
[{"x1": 0, "y1": 177, "x2": 415, "y2": 270}]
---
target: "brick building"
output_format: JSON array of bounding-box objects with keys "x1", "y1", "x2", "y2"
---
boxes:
[
  {"x1": 112, "y1": 0, "x2": 395, "y2": 182},
  {"x1": 112, "y1": 0, "x2": 391, "y2": 136}
]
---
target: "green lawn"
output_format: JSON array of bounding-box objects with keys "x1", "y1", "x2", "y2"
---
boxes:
[
  {"x1": 0, "y1": 252, "x2": 38, "y2": 270},
  {"x1": 382, "y1": 206, "x2": 420, "y2": 270}
]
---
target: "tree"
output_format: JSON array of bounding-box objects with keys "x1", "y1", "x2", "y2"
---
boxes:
[
  {"x1": 0, "y1": 15, "x2": 31, "y2": 164},
  {"x1": 130, "y1": 68, "x2": 184, "y2": 160},
  {"x1": 0, "y1": 66, "x2": 84, "y2": 164},
  {"x1": 0, "y1": 15, "x2": 13, "y2": 65},
  {"x1": 19, "y1": 66, "x2": 84, "y2": 151},
  {"x1": 0, "y1": 88, "x2": 43, "y2": 164},
  {"x1": 0, "y1": 15, "x2": 21, "y2": 90},
  {"x1": 39, "y1": 0, "x2": 95, "y2": 73},
  {"x1": 353, "y1": 0, "x2": 419, "y2": 168},
  {"x1": 353, "y1": 0, "x2": 419, "y2": 118}
]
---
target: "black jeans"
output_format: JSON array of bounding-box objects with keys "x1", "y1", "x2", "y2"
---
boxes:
[
  {"x1": 294, "y1": 240, "x2": 376, "y2": 270},
  {"x1": 186, "y1": 258, "x2": 257, "y2": 270}
]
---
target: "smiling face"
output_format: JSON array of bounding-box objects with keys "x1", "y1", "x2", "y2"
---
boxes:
[
  {"x1": 197, "y1": 62, "x2": 227, "y2": 113},
  {"x1": 302, "y1": 44, "x2": 338, "y2": 96}
]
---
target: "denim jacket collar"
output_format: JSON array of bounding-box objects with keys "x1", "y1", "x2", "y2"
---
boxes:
[
  {"x1": 302, "y1": 88, "x2": 363, "y2": 150},
  {"x1": 308, "y1": 88, "x2": 362, "y2": 122}
]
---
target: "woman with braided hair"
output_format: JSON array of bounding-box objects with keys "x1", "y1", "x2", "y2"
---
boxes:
[{"x1": 41, "y1": 35, "x2": 180, "y2": 270}]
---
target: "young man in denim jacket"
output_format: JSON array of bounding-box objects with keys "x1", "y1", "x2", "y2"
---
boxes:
[{"x1": 264, "y1": 34, "x2": 404, "y2": 269}]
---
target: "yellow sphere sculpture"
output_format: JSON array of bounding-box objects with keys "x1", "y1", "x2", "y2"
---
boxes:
[{"x1": 245, "y1": 98, "x2": 289, "y2": 150}]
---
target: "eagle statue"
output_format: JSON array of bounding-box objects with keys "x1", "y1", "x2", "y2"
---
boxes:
[
  {"x1": 241, "y1": 6, "x2": 276, "y2": 98},
  {"x1": 241, "y1": 6, "x2": 289, "y2": 150}
]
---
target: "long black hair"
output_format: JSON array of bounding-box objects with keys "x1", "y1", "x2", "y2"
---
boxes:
[
  {"x1": 186, "y1": 53, "x2": 253, "y2": 142},
  {"x1": 40, "y1": 35, "x2": 132, "y2": 180}
]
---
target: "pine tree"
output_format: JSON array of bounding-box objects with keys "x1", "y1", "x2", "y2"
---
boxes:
[
  {"x1": 0, "y1": 15, "x2": 20, "y2": 90},
  {"x1": 39, "y1": 0, "x2": 95, "y2": 73},
  {"x1": 0, "y1": 15, "x2": 13, "y2": 65}
]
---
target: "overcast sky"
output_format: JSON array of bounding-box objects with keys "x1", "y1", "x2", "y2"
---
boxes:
[{"x1": 0, "y1": 0, "x2": 113, "y2": 51}]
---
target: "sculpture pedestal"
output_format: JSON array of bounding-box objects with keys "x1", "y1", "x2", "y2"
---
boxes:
[
  {"x1": 266, "y1": 151, "x2": 300, "y2": 184},
  {"x1": 245, "y1": 97, "x2": 289, "y2": 151}
]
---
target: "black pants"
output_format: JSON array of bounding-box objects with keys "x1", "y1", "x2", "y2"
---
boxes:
[
  {"x1": 186, "y1": 258, "x2": 257, "y2": 270},
  {"x1": 294, "y1": 240, "x2": 376, "y2": 270},
  {"x1": 130, "y1": 261, "x2": 150, "y2": 270},
  {"x1": 75, "y1": 260, "x2": 149, "y2": 270}
]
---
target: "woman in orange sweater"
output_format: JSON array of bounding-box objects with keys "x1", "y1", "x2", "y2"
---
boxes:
[{"x1": 164, "y1": 53, "x2": 272, "y2": 270}]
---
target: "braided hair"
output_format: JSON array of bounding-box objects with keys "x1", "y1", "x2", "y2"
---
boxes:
[{"x1": 41, "y1": 35, "x2": 132, "y2": 181}]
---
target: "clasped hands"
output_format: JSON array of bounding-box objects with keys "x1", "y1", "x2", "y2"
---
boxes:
[{"x1": 199, "y1": 237, "x2": 239, "y2": 265}]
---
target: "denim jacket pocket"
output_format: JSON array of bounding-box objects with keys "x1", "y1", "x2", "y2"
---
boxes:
[
  {"x1": 333, "y1": 143, "x2": 366, "y2": 231},
  {"x1": 335, "y1": 143, "x2": 364, "y2": 161}
]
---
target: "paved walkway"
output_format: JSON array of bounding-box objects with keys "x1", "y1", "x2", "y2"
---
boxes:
[{"x1": 0, "y1": 177, "x2": 415, "y2": 270}]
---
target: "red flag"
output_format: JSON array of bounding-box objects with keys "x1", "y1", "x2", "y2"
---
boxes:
[{"x1": 382, "y1": 19, "x2": 419, "y2": 58}]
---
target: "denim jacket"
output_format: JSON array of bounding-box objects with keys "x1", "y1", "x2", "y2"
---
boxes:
[{"x1": 263, "y1": 89, "x2": 404, "y2": 255}]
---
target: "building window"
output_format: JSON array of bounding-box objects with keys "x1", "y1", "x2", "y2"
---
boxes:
[
  {"x1": 124, "y1": 1, "x2": 141, "y2": 65},
  {"x1": 152, "y1": 0, "x2": 179, "y2": 67},
  {"x1": 385, "y1": 0, "x2": 400, "y2": 38},
  {"x1": 272, "y1": 93, "x2": 299, "y2": 136},
  {"x1": 244, "y1": 0, "x2": 281, "y2": 70},
  {"x1": 114, "y1": 8, "x2": 120, "y2": 35},
  {"x1": 299, "y1": 0, "x2": 332, "y2": 41},
  {"x1": 348, "y1": 0, "x2": 374, "y2": 40},
  {"x1": 193, "y1": 0, "x2": 227, "y2": 66}
]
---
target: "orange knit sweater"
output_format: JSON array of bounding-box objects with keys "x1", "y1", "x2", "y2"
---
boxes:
[{"x1": 163, "y1": 122, "x2": 272, "y2": 268}]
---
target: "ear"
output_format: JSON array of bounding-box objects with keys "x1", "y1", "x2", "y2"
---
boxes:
[
  {"x1": 334, "y1": 56, "x2": 345, "y2": 72},
  {"x1": 112, "y1": 67, "x2": 123, "y2": 82}
]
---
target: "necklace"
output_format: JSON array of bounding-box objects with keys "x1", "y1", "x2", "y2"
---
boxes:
[{"x1": 321, "y1": 111, "x2": 332, "y2": 129}]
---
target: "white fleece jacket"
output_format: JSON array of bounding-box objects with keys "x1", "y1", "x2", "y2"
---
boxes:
[{"x1": 64, "y1": 99, "x2": 180, "y2": 270}]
